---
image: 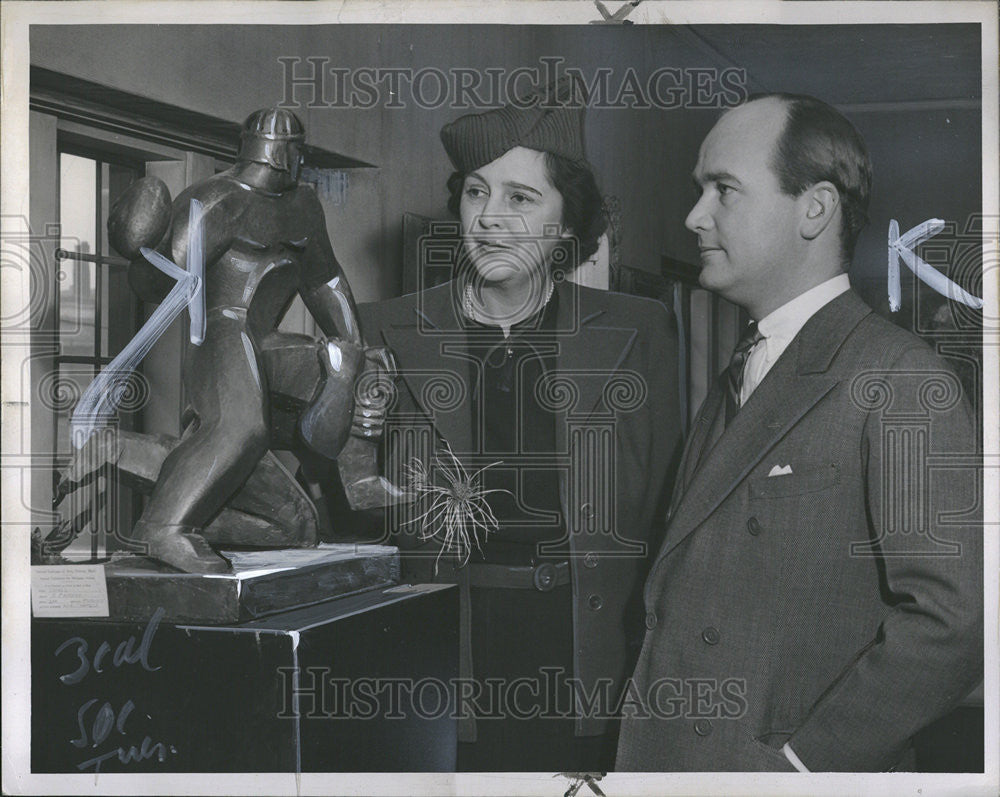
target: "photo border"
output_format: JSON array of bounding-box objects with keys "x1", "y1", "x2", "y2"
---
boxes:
[{"x1": 2, "y1": 2, "x2": 997, "y2": 795}]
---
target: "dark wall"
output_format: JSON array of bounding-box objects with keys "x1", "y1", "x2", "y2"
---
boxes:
[{"x1": 31, "y1": 24, "x2": 983, "y2": 310}]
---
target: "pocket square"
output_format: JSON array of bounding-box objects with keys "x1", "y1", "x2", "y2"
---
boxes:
[{"x1": 768, "y1": 464, "x2": 793, "y2": 477}]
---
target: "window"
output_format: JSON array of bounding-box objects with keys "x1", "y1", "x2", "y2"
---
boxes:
[{"x1": 55, "y1": 147, "x2": 142, "y2": 557}]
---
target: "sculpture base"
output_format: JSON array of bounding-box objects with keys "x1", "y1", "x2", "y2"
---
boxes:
[{"x1": 102, "y1": 543, "x2": 399, "y2": 624}]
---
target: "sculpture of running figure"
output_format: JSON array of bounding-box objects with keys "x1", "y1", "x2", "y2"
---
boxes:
[{"x1": 113, "y1": 108, "x2": 369, "y2": 573}]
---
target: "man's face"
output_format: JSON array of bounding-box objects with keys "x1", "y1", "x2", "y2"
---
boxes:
[{"x1": 685, "y1": 99, "x2": 804, "y2": 314}]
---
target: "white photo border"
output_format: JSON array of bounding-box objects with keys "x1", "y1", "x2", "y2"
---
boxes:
[{"x1": 2, "y1": 2, "x2": 997, "y2": 795}]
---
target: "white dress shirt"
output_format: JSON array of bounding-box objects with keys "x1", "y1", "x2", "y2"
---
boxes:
[{"x1": 740, "y1": 273, "x2": 851, "y2": 406}]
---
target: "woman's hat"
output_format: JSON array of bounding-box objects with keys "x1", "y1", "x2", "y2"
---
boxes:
[{"x1": 440, "y1": 74, "x2": 587, "y2": 172}]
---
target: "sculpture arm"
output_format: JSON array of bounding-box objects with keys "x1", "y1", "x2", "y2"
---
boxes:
[
  {"x1": 298, "y1": 194, "x2": 363, "y2": 345},
  {"x1": 128, "y1": 240, "x2": 176, "y2": 304},
  {"x1": 122, "y1": 180, "x2": 234, "y2": 304}
]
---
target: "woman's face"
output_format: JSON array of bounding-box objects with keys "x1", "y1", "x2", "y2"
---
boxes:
[{"x1": 459, "y1": 146, "x2": 567, "y2": 286}]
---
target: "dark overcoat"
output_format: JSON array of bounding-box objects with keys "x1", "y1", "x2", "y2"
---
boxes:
[{"x1": 358, "y1": 278, "x2": 682, "y2": 736}]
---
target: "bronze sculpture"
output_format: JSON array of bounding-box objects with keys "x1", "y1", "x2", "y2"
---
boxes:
[{"x1": 48, "y1": 108, "x2": 401, "y2": 574}]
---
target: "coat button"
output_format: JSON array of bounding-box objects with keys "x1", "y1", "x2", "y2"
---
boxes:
[
  {"x1": 645, "y1": 611, "x2": 657, "y2": 629},
  {"x1": 701, "y1": 626, "x2": 720, "y2": 645},
  {"x1": 747, "y1": 516, "x2": 762, "y2": 535},
  {"x1": 532, "y1": 563, "x2": 557, "y2": 591},
  {"x1": 588, "y1": 594, "x2": 603, "y2": 611},
  {"x1": 694, "y1": 719, "x2": 714, "y2": 736},
  {"x1": 583, "y1": 552, "x2": 598, "y2": 569}
]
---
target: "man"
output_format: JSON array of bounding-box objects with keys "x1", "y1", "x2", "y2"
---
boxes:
[{"x1": 616, "y1": 93, "x2": 983, "y2": 771}]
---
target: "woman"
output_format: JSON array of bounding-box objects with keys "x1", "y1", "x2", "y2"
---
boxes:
[{"x1": 356, "y1": 76, "x2": 681, "y2": 771}]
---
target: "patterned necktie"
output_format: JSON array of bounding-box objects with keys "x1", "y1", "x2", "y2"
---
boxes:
[{"x1": 725, "y1": 321, "x2": 763, "y2": 426}]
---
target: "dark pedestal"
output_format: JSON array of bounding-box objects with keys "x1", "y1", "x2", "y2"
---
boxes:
[{"x1": 32, "y1": 584, "x2": 458, "y2": 773}]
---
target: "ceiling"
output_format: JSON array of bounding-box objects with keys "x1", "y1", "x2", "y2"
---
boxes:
[{"x1": 674, "y1": 24, "x2": 982, "y2": 106}]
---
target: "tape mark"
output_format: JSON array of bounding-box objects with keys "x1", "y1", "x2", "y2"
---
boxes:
[{"x1": 592, "y1": 0, "x2": 642, "y2": 24}]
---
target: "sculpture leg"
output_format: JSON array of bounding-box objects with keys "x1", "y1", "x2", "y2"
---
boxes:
[
  {"x1": 134, "y1": 313, "x2": 269, "y2": 573},
  {"x1": 47, "y1": 429, "x2": 178, "y2": 558},
  {"x1": 52, "y1": 432, "x2": 319, "y2": 555}
]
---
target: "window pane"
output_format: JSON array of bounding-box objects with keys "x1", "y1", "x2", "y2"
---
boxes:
[
  {"x1": 59, "y1": 154, "x2": 97, "y2": 357},
  {"x1": 100, "y1": 162, "x2": 109, "y2": 356},
  {"x1": 102, "y1": 161, "x2": 138, "y2": 358},
  {"x1": 54, "y1": 153, "x2": 143, "y2": 561}
]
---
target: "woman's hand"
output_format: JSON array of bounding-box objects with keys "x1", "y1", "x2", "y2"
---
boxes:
[
  {"x1": 350, "y1": 346, "x2": 396, "y2": 441},
  {"x1": 351, "y1": 391, "x2": 386, "y2": 439}
]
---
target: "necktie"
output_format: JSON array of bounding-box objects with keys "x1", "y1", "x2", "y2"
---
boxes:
[{"x1": 725, "y1": 321, "x2": 763, "y2": 425}]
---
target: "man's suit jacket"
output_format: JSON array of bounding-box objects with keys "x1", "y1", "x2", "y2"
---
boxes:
[
  {"x1": 616, "y1": 289, "x2": 983, "y2": 771},
  {"x1": 358, "y1": 279, "x2": 682, "y2": 735}
]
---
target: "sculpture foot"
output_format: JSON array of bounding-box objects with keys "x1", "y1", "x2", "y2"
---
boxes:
[
  {"x1": 132, "y1": 521, "x2": 230, "y2": 574},
  {"x1": 342, "y1": 475, "x2": 413, "y2": 511}
]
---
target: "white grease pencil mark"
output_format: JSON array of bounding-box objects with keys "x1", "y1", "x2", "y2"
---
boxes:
[
  {"x1": 71, "y1": 200, "x2": 207, "y2": 448},
  {"x1": 240, "y1": 332, "x2": 261, "y2": 392},
  {"x1": 888, "y1": 218, "x2": 983, "y2": 312}
]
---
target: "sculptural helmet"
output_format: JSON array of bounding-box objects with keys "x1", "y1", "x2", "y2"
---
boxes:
[{"x1": 238, "y1": 107, "x2": 306, "y2": 180}]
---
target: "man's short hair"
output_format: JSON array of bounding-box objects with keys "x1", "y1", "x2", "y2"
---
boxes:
[{"x1": 748, "y1": 92, "x2": 873, "y2": 263}]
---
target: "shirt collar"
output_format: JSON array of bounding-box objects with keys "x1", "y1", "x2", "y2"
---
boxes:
[{"x1": 756, "y1": 273, "x2": 851, "y2": 345}]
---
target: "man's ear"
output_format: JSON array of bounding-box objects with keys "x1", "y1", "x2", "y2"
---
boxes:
[{"x1": 799, "y1": 182, "x2": 840, "y2": 241}]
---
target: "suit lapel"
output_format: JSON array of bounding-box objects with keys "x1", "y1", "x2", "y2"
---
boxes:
[
  {"x1": 379, "y1": 283, "x2": 475, "y2": 453},
  {"x1": 674, "y1": 377, "x2": 726, "y2": 507},
  {"x1": 551, "y1": 281, "x2": 640, "y2": 455},
  {"x1": 547, "y1": 282, "x2": 642, "y2": 548},
  {"x1": 661, "y1": 348, "x2": 837, "y2": 555},
  {"x1": 658, "y1": 290, "x2": 872, "y2": 558}
]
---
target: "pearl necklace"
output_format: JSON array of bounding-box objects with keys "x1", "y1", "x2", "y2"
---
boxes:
[{"x1": 463, "y1": 279, "x2": 555, "y2": 328}]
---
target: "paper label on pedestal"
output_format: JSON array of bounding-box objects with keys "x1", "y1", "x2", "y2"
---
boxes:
[{"x1": 31, "y1": 565, "x2": 110, "y2": 617}]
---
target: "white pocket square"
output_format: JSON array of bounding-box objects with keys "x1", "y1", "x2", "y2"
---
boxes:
[{"x1": 768, "y1": 464, "x2": 793, "y2": 477}]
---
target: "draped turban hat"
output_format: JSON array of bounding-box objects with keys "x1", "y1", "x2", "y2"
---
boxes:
[{"x1": 440, "y1": 75, "x2": 588, "y2": 172}]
